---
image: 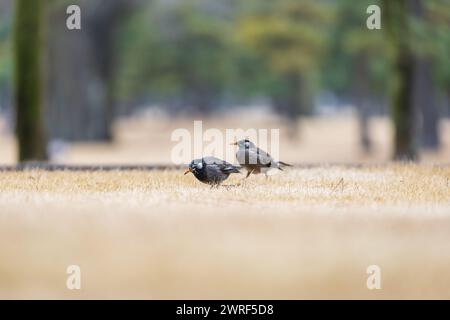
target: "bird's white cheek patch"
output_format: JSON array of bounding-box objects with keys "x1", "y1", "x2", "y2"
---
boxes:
[{"x1": 196, "y1": 162, "x2": 203, "y2": 169}]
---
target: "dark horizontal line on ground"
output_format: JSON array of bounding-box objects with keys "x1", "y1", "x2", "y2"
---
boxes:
[
  {"x1": 0, "y1": 164, "x2": 185, "y2": 172},
  {"x1": 0, "y1": 162, "x2": 447, "y2": 172}
]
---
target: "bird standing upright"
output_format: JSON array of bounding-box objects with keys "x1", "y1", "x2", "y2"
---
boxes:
[
  {"x1": 184, "y1": 156, "x2": 241, "y2": 186},
  {"x1": 232, "y1": 139, "x2": 291, "y2": 178}
]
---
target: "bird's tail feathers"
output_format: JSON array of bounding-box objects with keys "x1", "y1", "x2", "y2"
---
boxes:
[{"x1": 278, "y1": 161, "x2": 292, "y2": 168}]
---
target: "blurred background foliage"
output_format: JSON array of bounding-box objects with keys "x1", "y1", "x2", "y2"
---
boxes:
[{"x1": 0, "y1": 0, "x2": 449, "y2": 161}]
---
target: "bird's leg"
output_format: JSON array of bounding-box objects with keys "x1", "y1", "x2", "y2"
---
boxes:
[{"x1": 245, "y1": 169, "x2": 254, "y2": 179}]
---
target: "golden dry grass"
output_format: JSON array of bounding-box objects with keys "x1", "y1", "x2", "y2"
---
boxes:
[{"x1": 1, "y1": 165, "x2": 450, "y2": 299}]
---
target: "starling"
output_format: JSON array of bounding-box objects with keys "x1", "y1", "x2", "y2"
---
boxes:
[
  {"x1": 184, "y1": 156, "x2": 241, "y2": 186},
  {"x1": 232, "y1": 139, "x2": 291, "y2": 178}
]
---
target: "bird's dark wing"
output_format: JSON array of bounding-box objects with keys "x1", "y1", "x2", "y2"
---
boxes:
[
  {"x1": 220, "y1": 163, "x2": 241, "y2": 174},
  {"x1": 203, "y1": 157, "x2": 240, "y2": 174}
]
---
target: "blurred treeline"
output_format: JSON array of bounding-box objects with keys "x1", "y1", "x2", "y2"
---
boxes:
[{"x1": 0, "y1": 0, "x2": 450, "y2": 161}]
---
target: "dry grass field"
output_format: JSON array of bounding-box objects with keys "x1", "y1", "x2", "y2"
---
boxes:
[{"x1": 1, "y1": 164, "x2": 450, "y2": 299}]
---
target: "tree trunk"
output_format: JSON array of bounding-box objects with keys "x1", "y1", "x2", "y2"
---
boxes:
[
  {"x1": 448, "y1": 88, "x2": 450, "y2": 117},
  {"x1": 414, "y1": 59, "x2": 440, "y2": 150},
  {"x1": 272, "y1": 72, "x2": 312, "y2": 139},
  {"x1": 13, "y1": 0, "x2": 48, "y2": 161},
  {"x1": 46, "y1": 0, "x2": 135, "y2": 142},
  {"x1": 353, "y1": 53, "x2": 371, "y2": 153},
  {"x1": 411, "y1": 0, "x2": 440, "y2": 150},
  {"x1": 383, "y1": 0, "x2": 417, "y2": 160}
]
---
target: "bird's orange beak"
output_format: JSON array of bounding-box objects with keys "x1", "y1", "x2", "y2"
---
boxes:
[
  {"x1": 230, "y1": 141, "x2": 237, "y2": 146},
  {"x1": 184, "y1": 168, "x2": 192, "y2": 175}
]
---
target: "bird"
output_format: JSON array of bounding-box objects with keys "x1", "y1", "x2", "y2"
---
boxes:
[
  {"x1": 184, "y1": 156, "x2": 241, "y2": 186},
  {"x1": 231, "y1": 139, "x2": 291, "y2": 178}
]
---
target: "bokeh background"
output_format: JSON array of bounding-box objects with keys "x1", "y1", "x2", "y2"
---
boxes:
[
  {"x1": 0, "y1": 0, "x2": 449, "y2": 164},
  {"x1": 1, "y1": 0, "x2": 450, "y2": 300}
]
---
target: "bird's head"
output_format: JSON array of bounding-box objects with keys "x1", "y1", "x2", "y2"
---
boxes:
[
  {"x1": 184, "y1": 159, "x2": 203, "y2": 175},
  {"x1": 231, "y1": 139, "x2": 255, "y2": 149}
]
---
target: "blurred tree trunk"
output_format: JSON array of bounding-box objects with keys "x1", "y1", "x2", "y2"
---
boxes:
[
  {"x1": 185, "y1": 82, "x2": 217, "y2": 115},
  {"x1": 448, "y1": 89, "x2": 450, "y2": 116},
  {"x1": 411, "y1": 0, "x2": 440, "y2": 150},
  {"x1": 286, "y1": 73, "x2": 305, "y2": 117},
  {"x1": 353, "y1": 53, "x2": 371, "y2": 153},
  {"x1": 414, "y1": 59, "x2": 440, "y2": 150},
  {"x1": 13, "y1": 0, "x2": 48, "y2": 161},
  {"x1": 46, "y1": 0, "x2": 137, "y2": 142},
  {"x1": 272, "y1": 72, "x2": 312, "y2": 138},
  {"x1": 383, "y1": 0, "x2": 417, "y2": 160}
]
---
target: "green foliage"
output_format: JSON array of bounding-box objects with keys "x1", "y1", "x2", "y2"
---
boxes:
[
  {"x1": 115, "y1": 0, "x2": 335, "y2": 115},
  {"x1": 320, "y1": 0, "x2": 388, "y2": 97},
  {"x1": 116, "y1": 0, "x2": 236, "y2": 109},
  {"x1": 425, "y1": 0, "x2": 450, "y2": 91},
  {"x1": 2, "y1": 0, "x2": 448, "y2": 119},
  {"x1": 0, "y1": 10, "x2": 12, "y2": 88},
  {"x1": 237, "y1": 0, "x2": 332, "y2": 74},
  {"x1": 235, "y1": 0, "x2": 333, "y2": 117},
  {"x1": 114, "y1": 0, "x2": 449, "y2": 114}
]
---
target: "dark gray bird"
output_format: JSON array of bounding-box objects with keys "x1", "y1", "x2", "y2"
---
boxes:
[
  {"x1": 184, "y1": 156, "x2": 241, "y2": 186},
  {"x1": 232, "y1": 139, "x2": 291, "y2": 178}
]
